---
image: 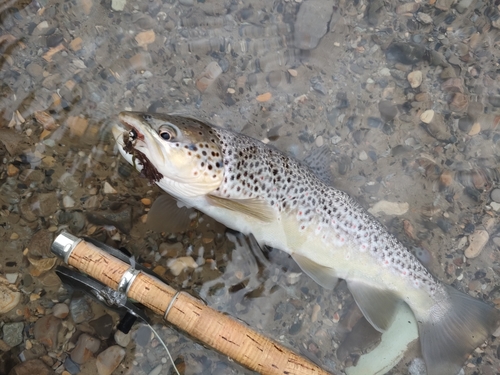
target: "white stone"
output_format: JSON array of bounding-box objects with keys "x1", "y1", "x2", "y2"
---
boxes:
[
  {"x1": 420, "y1": 109, "x2": 435, "y2": 124},
  {"x1": 407, "y1": 71, "x2": 423, "y2": 88},
  {"x1": 358, "y1": 151, "x2": 368, "y2": 161},
  {"x1": 63, "y1": 195, "x2": 75, "y2": 208},
  {"x1": 103, "y1": 181, "x2": 117, "y2": 194},
  {"x1": 111, "y1": 0, "x2": 126, "y2": 11},
  {"x1": 368, "y1": 201, "x2": 409, "y2": 216}
]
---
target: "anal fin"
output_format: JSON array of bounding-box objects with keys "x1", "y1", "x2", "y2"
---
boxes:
[
  {"x1": 207, "y1": 195, "x2": 276, "y2": 222},
  {"x1": 291, "y1": 253, "x2": 338, "y2": 290},
  {"x1": 347, "y1": 280, "x2": 399, "y2": 332}
]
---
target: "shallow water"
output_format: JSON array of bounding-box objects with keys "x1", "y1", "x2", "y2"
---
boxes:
[{"x1": 1, "y1": 0, "x2": 500, "y2": 374}]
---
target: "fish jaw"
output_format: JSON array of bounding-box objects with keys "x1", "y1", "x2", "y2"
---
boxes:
[{"x1": 113, "y1": 112, "x2": 225, "y2": 198}]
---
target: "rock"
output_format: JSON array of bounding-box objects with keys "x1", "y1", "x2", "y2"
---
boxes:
[
  {"x1": 135, "y1": 30, "x2": 155, "y2": 48},
  {"x1": 416, "y1": 12, "x2": 433, "y2": 24},
  {"x1": 378, "y1": 101, "x2": 398, "y2": 121},
  {"x1": 267, "y1": 70, "x2": 281, "y2": 88},
  {"x1": 456, "y1": 0, "x2": 473, "y2": 13},
  {"x1": 368, "y1": 201, "x2": 409, "y2": 216},
  {"x1": 27, "y1": 230, "x2": 53, "y2": 257},
  {"x1": 71, "y1": 334, "x2": 101, "y2": 364},
  {"x1": 69, "y1": 296, "x2": 93, "y2": 323},
  {"x1": 0, "y1": 277, "x2": 21, "y2": 314},
  {"x1": 424, "y1": 114, "x2": 452, "y2": 141},
  {"x1": 420, "y1": 109, "x2": 434, "y2": 124},
  {"x1": 114, "y1": 330, "x2": 131, "y2": 347},
  {"x1": 396, "y1": 3, "x2": 420, "y2": 14},
  {"x1": 89, "y1": 314, "x2": 114, "y2": 339},
  {"x1": 148, "y1": 364, "x2": 163, "y2": 375},
  {"x1": 3, "y1": 322, "x2": 24, "y2": 347},
  {"x1": 196, "y1": 61, "x2": 222, "y2": 92},
  {"x1": 96, "y1": 345, "x2": 126, "y2": 375},
  {"x1": 450, "y1": 92, "x2": 468, "y2": 112},
  {"x1": 366, "y1": 0, "x2": 385, "y2": 26},
  {"x1": 135, "y1": 325, "x2": 153, "y2": 347},
  {"x1": 30, "y1": 193, "x2": 59, "y2": 218},
  {"x1": 167, "y1": 256, "x2": 198, "y2": 276},
  {"x1": 386, "y1": 42, "x2": 425, "y2": 65},
  {"x1": 435, "y1": 0, "x2": 454, "y2": 10},
  {"x1": 458, "y1": 115, "x2": 474, "y2": 133},
  {"x1": 294, "y1": 0, "x2": 334, "y2": 50},
  {"x1": 407, "y1": 71, "x2": 422, "y2": 88},
  {"x1": 256, "y1": 92, "x2": 272, "y2": 102},
  {"x1": 103, "y1": 181, "x2": 117, "y2": 194},
  {"x1": 442, "y1": 78, "x2": 464, "y2": 93},
  {"x1": 26, "y1": 63, "x2": 43, "y2": 78},
  {"x1": 8, "y1": 359, "x2": 54, "y2": 375},
  {"x1": 63, "y1": 196, "x2": 75, "y2": 208},
  {"x1": 358, "y1": 151, "x2": 368, "y2": 161},
  {"x1": 34, "y1": 315, "x2": 61, "y2": 349},
  {"x1": 465, "y1": 230, "x2": 489, "y2": 258},
  {"x1": 86, "y1": 206, "x2": 132, "y2": 233},
  {"x1": 52, "y1": 303, "x2": 69, "y2": 319},
  {"x1": 490, "y1": 188, "x2": 500, "y2": 203},
  {"x1": 488, "y1": 96, "x2": 500, "y2": 108}
]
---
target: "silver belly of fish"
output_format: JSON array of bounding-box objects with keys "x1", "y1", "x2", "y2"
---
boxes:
[{"x1": 112, "y1": 111, "x2": 500, "y2": 375}]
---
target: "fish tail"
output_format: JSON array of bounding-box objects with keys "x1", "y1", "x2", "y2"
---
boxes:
[{"x1": 416, "y1": 285, "x2": 500, "y2": 375}]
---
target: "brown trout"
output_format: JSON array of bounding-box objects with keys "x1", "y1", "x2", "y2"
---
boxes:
[{"x1": 112, "y1": 111, "x2": 500, "y2": 375}]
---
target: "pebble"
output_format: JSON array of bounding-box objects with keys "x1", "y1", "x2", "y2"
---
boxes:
[
  {"x1": 416, "y1": 12, "x2": 433, "y2": 24},
  {"x1": 407, "y1": 70, "x2": 422, "y2": 88},
  {"x1": 315, "y1": 136, "x2": 324, "y2": 147},
  {"x1": 31, "y1": 192, "x2": 59, "y2": 218},
  {"x1": 490, "y1": 189, "x2": 500, "y2": 203},
  {"x1": 90, "y1": 314, "x2": 114, "y2": 339},
  {"x1": 135, "y1": 30, "x2": 155, "y2": 48},
  {"x1": 267, "y1": 70, "x2": 281, "y2": 88},
  {"x1": 3, "y1": 322, "x2": 24, "y2": 347},
  {"x1": 396, "y1": 3, "x2": 420, "y2": 14},
  {"x1": 441, "y1": 78, "x2": 464, "y2": 93},
  {"x1": 368, "y1": 200, "x2": 409, "y2": 216},
  {"x1": 135, "y1": 325, "x2": 153, "y2": 347},
  {"x1": 294, "y1": 0, "x2": 334, "y2": 50},
  {"x1": 69, "y1": 296, "x2": 93, "y2": 323},
  {"x1": 420, "y1": 109, "x2": 434, "y2": 124},
  {"x1": 286, "y1": 272, "x2": 302, "y2": 285},
  {"x1": 0, "y1": 279, "x2": 21, "y2": 314},
  {"x1": 71, "y1": 333, "x2": 101, "y2": 364},
  {"x1": 103, "y1": 181, "x2": 117, "y2": 194},
  {"x1": 256, "y1": 92, "x2": 272, "y2": 102},
  {"x1": 52, "y1": 303, "x2": 69, "y2": 319},
  {"x1": 7, "y1": 163, "x2": 19, "y2": 176},
  {"x1": 468, "y1": 122, "x2": 481, "y2": 136},
  {"x1": 148, "y1": 364, "x2": 163, "y2": 375},
  {"x1": 196, "y1": 61, "x2": 222, "y2": 92},
  {"x1": 114, "y1": 330, "x2": 132, "y2": 347},
  {"x1": 63, "y1": 196, "x2": 75, "y2": 208},
  {"x1": 358, "y1": 151, "x2": 368, "y2": 161},
  {"x1": 450, "y1": 93, "x2": 468, "y2": 112},
  {"x1": 167, "y1": 256, "x2": 198, "y2": 276},
  {"x1": 34, "y1": 315, "x2": 61, "y2": 349},
  {"x1": 464, "y1": 230, "x2": 489, "y2": 259},
  {"x1": 378, "y1": 101, "x2": 398, "y2": 121},
  {"x1": 141, "y1": 198, "x2": 151, "y2": 205},
  {"x1": 7, "y1": 359, "x2": 53, "y2": 375},
  {"x1": 96, "y1": 345, "x2": 126, "y2": 375}
]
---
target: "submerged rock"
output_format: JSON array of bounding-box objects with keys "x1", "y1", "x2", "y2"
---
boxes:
[{"x1": 294, "y1": 0, "x2": 334, "y2": 50}]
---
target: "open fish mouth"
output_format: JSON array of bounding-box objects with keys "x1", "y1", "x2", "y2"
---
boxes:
[{"x1": 112, "y1": 120, "x2": 163, "y2": 183}]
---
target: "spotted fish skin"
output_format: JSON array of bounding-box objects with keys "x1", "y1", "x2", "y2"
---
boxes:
[
  {"x1": 113, "y1": 111, "x2": 500, "y2": 375},
  {"x1": 211, "y1": 128, "x2": 439, "y2": 292}
]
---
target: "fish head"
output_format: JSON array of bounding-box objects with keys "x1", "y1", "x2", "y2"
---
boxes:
[{"x1": 112, "y1": 111, "x2": 224, "y2": 197}]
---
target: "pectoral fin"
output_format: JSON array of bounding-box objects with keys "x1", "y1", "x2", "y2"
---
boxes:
[
  {"x1": 147, "y1": 194, "x2": 195, "y2": 233},
  {"x1": 347, "y1": 280, "x2": 399, "y2": 332},
  {"x1": 291, "y1": 253, "x2": 338, "y2": 290},
  {"x1": 207, "y1": 195, "x2": 276, "y2": 222}
]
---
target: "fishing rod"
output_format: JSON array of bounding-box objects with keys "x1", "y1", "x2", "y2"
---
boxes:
[{"x1": 51, "y1": 231, "x2": 333, "y2": 375}]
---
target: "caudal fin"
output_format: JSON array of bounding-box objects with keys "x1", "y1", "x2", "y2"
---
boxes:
[{"x1": 417, "y1": 285, "x2": 500, "y2": 375}]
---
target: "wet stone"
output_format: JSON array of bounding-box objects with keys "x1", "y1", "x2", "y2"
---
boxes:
[
  {"x1": 490, "y1": 189, "x2": 500, "y2": 203},
  {"x1": 96, "y1": 345, "x2": 126, "y2": 375},
  {"x1": 294, "y1": 0, "x2": 334, "y2": 50},
  {"x1": 27, "y1": 230, "x2": 53, "y2": 257},
  {"x1": 30, "y1": 193, "x2": 59, "y2": 218},
  {"x1": 34, "y1": 315, "x2": 61, "y2": 349},
  {"x1": 86, "y1": 206, "x2": 132, "y2": 233},
  {"x1": 52, "y1": 303, "x2": 69, "y2": 319},
  {"x1": 386, "y1": 42, "x2": 425, "y2": 65},
  {"x1": 437, "y1": 218, "x2": 453, "y2": 233},
  {"x1": 69, "y1": 296, "x2": 93, "y2": 323},
  {"x1": 2, "y1": 322, "x2": 24, "y2": 347},
  {"x1": 378, "y1": 101, "x2": 398, "y2": 121},
  {"x1": 0, "y1": 279, "x2": 21, "y2": 314},
  {"x1": 8, "y1": 359, "x2": 54, "y2": 375},
  {"x1": 90, "y1": 314, "x2": 114, "y2": 339},
  {"x1": 46, "y1": 33, "x2": 63, "y2": 48},
  {"x1": 71, "y1": 333, "x2": 100, "y2": 364},
  {"x1": 63, "y1": 357, "x2": 80, "y2": 375},
  {"x1": 114, "y1": 330, "x2": 131, "y2": 347},
  {"x1": 135, "y1": 325, "x2": 153, "y2": 347},
  {"x1": 267, "y1": 70, "x2": 281, "y2": 88}
]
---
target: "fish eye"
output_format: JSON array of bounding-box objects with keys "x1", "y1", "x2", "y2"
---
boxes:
[{"x1": 158, "y1": 125, "x2": 176, "y2": 141}]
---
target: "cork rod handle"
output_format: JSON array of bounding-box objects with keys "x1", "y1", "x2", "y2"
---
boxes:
[{"x1": 62, "y1": 237, "x2": 332, "y2": 375}]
